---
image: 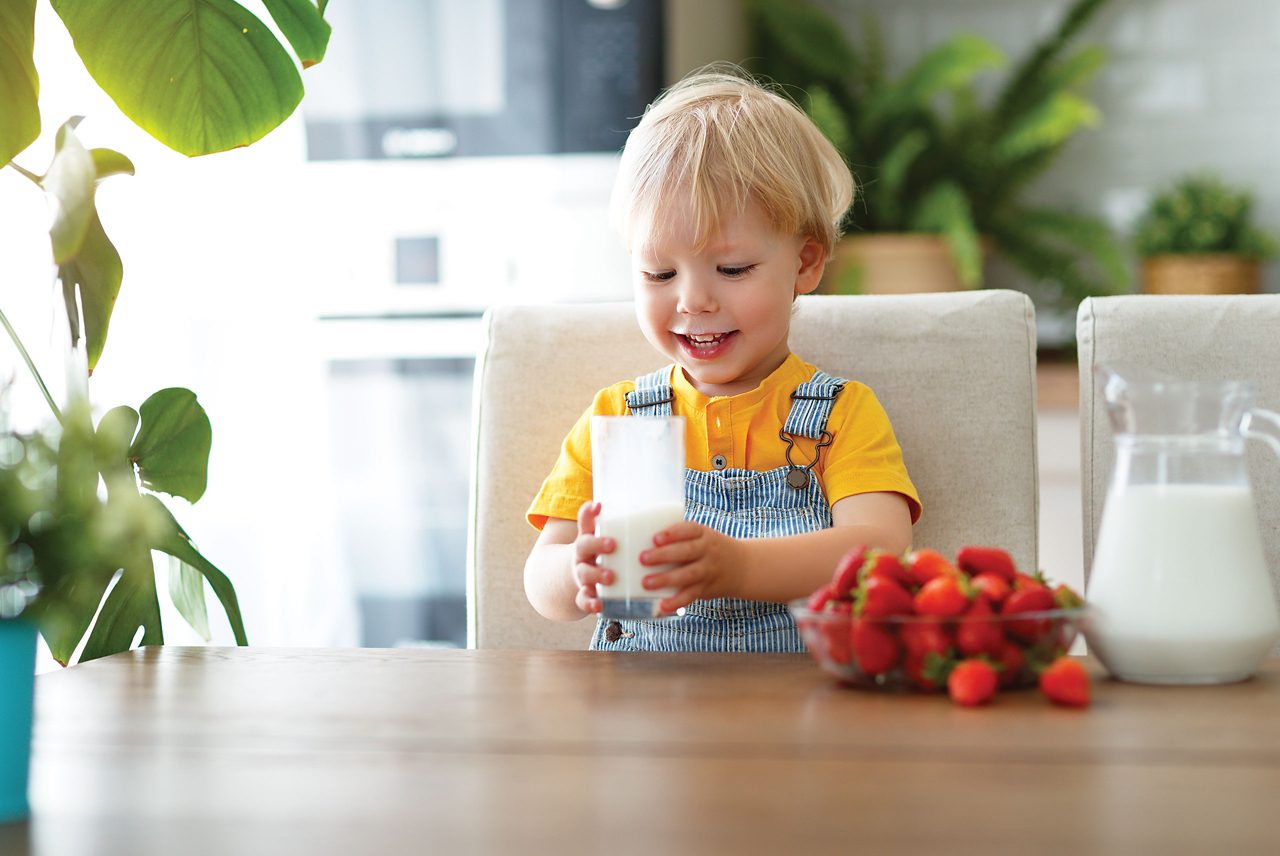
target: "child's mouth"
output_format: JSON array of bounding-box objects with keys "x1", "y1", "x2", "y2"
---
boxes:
[{"x1": 677, "y1": 331, "x2": 736, "y2": 359}]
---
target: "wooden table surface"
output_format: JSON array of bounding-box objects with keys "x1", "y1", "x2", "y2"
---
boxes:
[{"x1": 4, "y1": 647, "x2": 1280, "y2": 855}]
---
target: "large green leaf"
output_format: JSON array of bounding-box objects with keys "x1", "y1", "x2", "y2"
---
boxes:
[
  {"x1": 874, "y1": 129, "x2": 929, "y2": 227},
  {"x1": 77, "y1": 560, "x2": 164, "y2": 663},
  {"x1": 805, "y1": 85, "x2": 853, "y2": 157},
  {"x1": 40, "y1": 571, "x2": 113, "y2": 666},
  {"x1": 261, "y1": 0, "x2": 331, "y2": 68},
  {"x1": 862, "y1": 35, "x2": 1004, "y2": 136},
  {"x1": 0, "y1": 0, "x2": 39, "y2": 166},
  {"x1": 51, "y1": 0, "x2": 305, "y2": 156},
  {"x1": 995, "y1": 92, "x2": 1099, "y2": 161},
  {"x1": 168, "y1": 555, "x2": 211, "y2": 641},
  {"x1": 145, "y1": 496, "x2": 247, "y2": 645},
  {"x1": 57, "y1": 211, "x2": 123, "y2": 374},
  {"x1": 745, "y1": 0, "x2": 858, "y2": 83},
  {"x1": 131, "y1": 388, "x2": 212, "y2": 503}
]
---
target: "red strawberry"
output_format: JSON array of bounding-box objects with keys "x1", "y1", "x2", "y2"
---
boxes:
[
  {"x1": 956, "y1": 597, "x2": 1003, "y2": 657},
  {"x1": 806, "y1": 584, "x2": 837, "y2": 612},
  {"x1": 970, "y1": 572, "x2": 1011, "y2": 606},
  {"x1": 914, "y1": 575, "x2": 971, "y2": 617},
  {"x1": 856, "y1": 576, "x2": 915, "y2": 618},
  {"x1": 1039, "y1": 656, "x2": 1091, "y2": 707},
  {"x1": 830, "y1": 545, "x2": 868, "y2": 598},
  {"x1": 899, "y1": 620, "x2": 952, "y2": 659},
  {"x1": 956, "y1": 545, "x2": 1018, "y2": 581},
  {"x1": 819, "y1": 601, "x2": 852, "y2": 664},
  {"x1": 1052, "y1": 583, "x2": 1085, "y2": 609},
  {"x1": 905, "y1": 650, "x2": 951, "y2": 691},
  {"x1": 860, "y1": 550, "x2": 912, "y2": 587},
  {"x1": 1002, "y1": 583, "x2": 1056, "y2": 641},
  {"x1": 947, "y1": 659, "x2": 999, "y2": 706},
  {"x1": 904, "y1": 548, "x2": 958, "y2": 586},
  {"x1": 995, "y1": 640, "x2": 1026, "y2": 687},
  {"x1": 851, "y1": 619, "x2": 900, "y2": 675}
]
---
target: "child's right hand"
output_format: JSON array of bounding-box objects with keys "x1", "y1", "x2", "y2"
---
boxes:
[{"x1": 572, "y1": 501, "x2": 615, "y2": 615}]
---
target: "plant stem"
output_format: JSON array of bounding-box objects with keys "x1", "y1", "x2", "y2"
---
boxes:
[
  {"x1": 0, "y1": 307, "x2": 63, "y2": 424},
  {"x1": 5, "y1": 160, "x2": 42, "y2": 184}
]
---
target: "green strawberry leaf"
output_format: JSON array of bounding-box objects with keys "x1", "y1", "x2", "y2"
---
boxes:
[{"x1": 131, "y1": 388, "x2": 212, "y2": 503}]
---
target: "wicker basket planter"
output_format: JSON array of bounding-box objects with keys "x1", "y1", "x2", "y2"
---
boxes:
[{"x1": 1141, "y1": 254, "x2": 1261, "y2": 295}]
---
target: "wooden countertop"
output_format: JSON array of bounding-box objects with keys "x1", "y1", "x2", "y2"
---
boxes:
[{"x1": 6, "y1": 647, "x2": 1280, "y2": 855}]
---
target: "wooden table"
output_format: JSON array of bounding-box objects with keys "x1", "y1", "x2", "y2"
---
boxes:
[{"x1": 4, "y1": 648, "x2": 1280, "y2": 855}]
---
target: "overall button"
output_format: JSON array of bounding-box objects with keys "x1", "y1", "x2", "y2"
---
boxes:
[{"x1": 711, "y1": 454, "x2": 727, "y2": 470}]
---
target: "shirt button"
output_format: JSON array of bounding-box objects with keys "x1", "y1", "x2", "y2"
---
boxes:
[{"x1": 711, "y1": 454, "x2": 727, "y2": 470}]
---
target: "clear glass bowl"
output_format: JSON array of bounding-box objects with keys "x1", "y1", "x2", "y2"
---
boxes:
[{"x1": 789, "y1": 601, "x2": 1089, "y2": 692}]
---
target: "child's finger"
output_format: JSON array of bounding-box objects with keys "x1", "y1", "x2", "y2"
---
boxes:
[
  {"x1": 656, "y1": 584, "x2": 701, "y2": 615},
  {"x1": 651, "y1": 521, "x2": 701, "y2": 547},
  {"x1": 577, "y1": 500, "x2": 602, "y2": 534},
  {"x1": 639, "y1": 539, "x2": 698, "y2": 567},
  {"x1": 574, "y1": 534, "x2": 615, "y2": 564},
  {"x1": 574, "y1": 561, "x2": 615, "y2": 588}
]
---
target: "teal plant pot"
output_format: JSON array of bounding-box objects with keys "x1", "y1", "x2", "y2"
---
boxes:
[{"x1": 0, "y1": 620, "x2": 37, "y2": 823}]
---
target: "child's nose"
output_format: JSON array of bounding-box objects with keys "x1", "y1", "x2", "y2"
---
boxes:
[{"x1": 676, "y1": 275, "x2": 717, "y2": 314}]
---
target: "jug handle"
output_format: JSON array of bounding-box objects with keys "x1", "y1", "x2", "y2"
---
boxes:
[{"x1": 1244, "y1": 408, "x2": 1280, "y2": 460}]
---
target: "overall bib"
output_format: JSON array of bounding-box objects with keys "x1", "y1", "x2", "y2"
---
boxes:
[{"x1": 590, "y1": 365, "x2": 846, "y2": 652}]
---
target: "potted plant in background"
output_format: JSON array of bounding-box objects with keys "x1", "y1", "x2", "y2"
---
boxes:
[
  {"x1": 1, "y1": 0, "x2": 331, "y2": 672},
  {"x1": 744, "y1": 0, "x2": 1126, "y2": 311},
  {"x1": 1134, "y1": 174, "x2": 1278, "y2": 294}
]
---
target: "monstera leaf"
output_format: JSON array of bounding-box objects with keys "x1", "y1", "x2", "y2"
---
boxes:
[
  {"x1": 0, "y1": 0, "x2": 39, "y2": 167},
  {"x1": 50, "y1": 0, "x2": 328, "y2": 156}
]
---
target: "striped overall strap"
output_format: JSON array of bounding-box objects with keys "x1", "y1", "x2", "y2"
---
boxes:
[
  {"x1": 781, "y1": 369, "x2": 846, "y2": 439},
  {"x1": 624, "y1": 366, "x2": 675, "y2": 417}
]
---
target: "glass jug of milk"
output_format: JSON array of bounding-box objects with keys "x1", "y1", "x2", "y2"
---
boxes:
[
  {"x1": 1086, "y1": 367, "x2": 1280, "y2": 684},
  {"x1": 590, "y1": 415, "x2": 685, "y2": 620}
]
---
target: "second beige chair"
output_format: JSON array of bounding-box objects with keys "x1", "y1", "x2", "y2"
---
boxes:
[{"x1": 469, "y1": 290, "x2": 1040, "y2": 649}]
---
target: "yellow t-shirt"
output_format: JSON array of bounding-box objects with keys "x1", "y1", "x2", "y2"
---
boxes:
[{"x1": 527, "y1": 353, "x2": 921, "y2": 530}]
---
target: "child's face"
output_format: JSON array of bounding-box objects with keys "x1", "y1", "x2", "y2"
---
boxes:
[{"x1": 630, "y1": 196, "x2": 825, "y2": 398}]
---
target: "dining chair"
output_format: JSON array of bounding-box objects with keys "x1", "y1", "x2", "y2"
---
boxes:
[
  {"x1": 1077, "y1": 295, "x2": 1280, "y2": 595},
  {"x1": 469, "y1": 289, "x2": 1040, "y2": 649}
]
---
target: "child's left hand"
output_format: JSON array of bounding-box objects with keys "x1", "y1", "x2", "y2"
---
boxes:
[{"x1": 639, "y1": 522, "x2": 748, "y2": 613}]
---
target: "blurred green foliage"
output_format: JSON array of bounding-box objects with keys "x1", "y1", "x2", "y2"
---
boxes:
[{"x1": 1134, "y1": 174, "x2": 1278, "y2": 260}]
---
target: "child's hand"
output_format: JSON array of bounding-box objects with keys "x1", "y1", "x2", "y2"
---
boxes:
[
  {"x1": 639, "y1": 522, "x2": 747, "y2": 613},
  {"x1": 571, "y1": 501, "x2": 615, "y2": 615}
]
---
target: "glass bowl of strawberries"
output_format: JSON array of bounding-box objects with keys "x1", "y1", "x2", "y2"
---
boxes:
[{"x1": 790, "y1": 545, "x2": 1090, "y2": 698}]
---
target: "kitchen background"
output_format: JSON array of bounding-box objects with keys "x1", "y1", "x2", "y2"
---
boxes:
[{"x1": 1, "y1": 0, "x2": 1277, "y2": 664}]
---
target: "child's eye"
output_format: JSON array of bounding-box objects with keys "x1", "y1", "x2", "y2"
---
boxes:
[
  {"x1": 642, "y1": 270, "x2": 676, "y2": 283},
  {"x1": 718, "y1": 264, "x2": 757, "y2": 278}
]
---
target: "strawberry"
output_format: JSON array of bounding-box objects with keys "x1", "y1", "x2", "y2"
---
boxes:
[
  {"x1": 905, "y1": 650, "x2": 952, "y2": 692},
  {"x1": 819, "y1": 601, "x2": 852, "y2": 664},
  {"x1": 851, "y1": 619, "x2": 900, "y2": 675},
  {"x1": 1002, "y1": 583, "x2": 1056, "y2": 641},
  {"x1": 1039, "y1": 656, "x2": 1091, "y2": 707},
  {"x1": 955, "y1": 597, "x2": 1003, "y2": 657},
  {"x1": 913, "y1": 575, "x2": 971, "y2": 617},
  {"x1": 899, "y1": 620, "x2": 952, "y2": 659},
  {"x1": 904, "y1": 548, "x2": 958, "y2": 586},
  {"x1": 1052, "y1": 583, "x2": 1085, "y2": 610},
  {"x1": 860, "y1": 550, "x2": 912, "y2": 587},
  {"x1": 994, "y1": 640, "x2": 1026, "y2": 688},
  {"x1": 947, "y1": 659, "x2": 999, "y2": 706},
  {"x1": 830, "y1": 545, "x2": 868, "y2": 599},
  {"x1": 970, "y1": 571, "x2": 1011, "y2": 605},
  {"x1": 956, "y1": 545, "x2": 1018, "y2": 581},
  {"x1": 806, "y1": 584, "x2": 837, "y2": 612},
  {"x1": 855, "y1": 575, "x2": 915, "y2": 618}
]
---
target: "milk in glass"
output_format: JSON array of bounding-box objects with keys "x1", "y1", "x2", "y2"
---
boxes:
[{"x1": 590, "y1": 416, "x2": 685, "y2": 619}]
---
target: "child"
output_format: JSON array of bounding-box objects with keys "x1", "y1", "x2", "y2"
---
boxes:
[{"x1": 524, "y1": 66, "x2": 920, "y2": 652}]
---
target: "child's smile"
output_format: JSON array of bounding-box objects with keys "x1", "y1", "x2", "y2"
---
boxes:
[{"x1": 631, "y1": 196, "x2": 826, "y2": 398}]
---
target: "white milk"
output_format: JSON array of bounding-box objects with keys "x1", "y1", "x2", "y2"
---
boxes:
[
  {"x1": 595, "y1": 500, "x2": 684, "y2": 606},
  {"x1": 1086, "y1": 483, "x2": 1280, "y2": 683}
]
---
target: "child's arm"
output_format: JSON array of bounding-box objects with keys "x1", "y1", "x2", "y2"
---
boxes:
[
  {"x1": 524, "y1": 502, "x2": 616, "y2": 621},
  {"x1": 636, "y1": 491, "x2": 912, "y2": 612}
]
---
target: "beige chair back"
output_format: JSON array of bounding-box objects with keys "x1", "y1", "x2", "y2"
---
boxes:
[
  {"x1": 1078, "y1": 295, "x2": 1280, "y2": 601},
  {"x1": 469, "y1": 290, "x2": 1040, "y2": 649}
]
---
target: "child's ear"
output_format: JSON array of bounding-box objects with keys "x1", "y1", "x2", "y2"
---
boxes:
[{"x1": 794, "y1": 237, "x2": 827, "y2": 296}]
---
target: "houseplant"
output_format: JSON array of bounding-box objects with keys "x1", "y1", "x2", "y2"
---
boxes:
[
  {"x1": 1, "y1": 0, "x2": 331, "y2": 669},
  {"x1": 744, "y1": 0, "x2": 1126, "y2": 309},
  {"x1": 1134, "y1": 174, "x2": 1278, "y2": 294}
]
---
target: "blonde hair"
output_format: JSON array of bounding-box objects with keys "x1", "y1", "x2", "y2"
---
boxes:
[{"x1": 610, "y1": 64, "x2": 854, "y2": 256}]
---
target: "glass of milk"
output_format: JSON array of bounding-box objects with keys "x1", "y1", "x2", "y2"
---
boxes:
[
  {"x1": 590, "y1": 415, "x2": 685, "y2": 620},
  {"x1": 1086, "y1": 367, "x2": 1280, "y2": 684}
]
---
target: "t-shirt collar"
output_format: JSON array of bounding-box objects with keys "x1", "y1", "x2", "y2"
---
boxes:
[{"x1": 670, "y1": 353, "x2": 807, "y2": 410}]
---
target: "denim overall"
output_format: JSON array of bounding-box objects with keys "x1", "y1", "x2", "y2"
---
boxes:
[{"x1": 590, "y1": 365, "x2": 846, "y2": 652}]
